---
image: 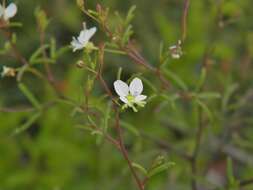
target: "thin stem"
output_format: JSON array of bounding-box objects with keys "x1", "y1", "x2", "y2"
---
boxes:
[
  {"x1": 96, "y1": 45, "x2": 144, "y2": 190},
  {"x1": 38, "y1": 24, "x2": 58, "y2": 94},
  {"x1": 191, "y1": 105, "x2": 203, "y2": 190},
  {"x1": 181, "y1": 0, "x2": 190, "y2": 42},
  {"x1": 114, "y1": 110, "x2": 145, "y2": 190}
]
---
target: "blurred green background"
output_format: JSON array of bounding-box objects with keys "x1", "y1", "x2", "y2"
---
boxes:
[{"x1": 0, "y1": 0, "x2": 253, "y2": 190}]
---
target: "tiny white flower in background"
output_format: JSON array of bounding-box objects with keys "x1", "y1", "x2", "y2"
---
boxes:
[
  {"x1": 169, "y1": 40, "x2": 183, "y2": 59},
  {"x1": 0, "y1": 3, "x2": 17, "y2": 21},
  {"x1": 71, "y1": 22, "x2": 97, "y2": 52},
  {"x1": 1, "y1": 66, "x2": 16, "y2": 78},
  {"x1": 114, "y1": 77, "x2": 147, "y2": 112}
]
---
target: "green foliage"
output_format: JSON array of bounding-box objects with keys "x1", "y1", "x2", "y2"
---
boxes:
[{"x1": 1, "y1": 0, "x2": 253, "y2": 190}]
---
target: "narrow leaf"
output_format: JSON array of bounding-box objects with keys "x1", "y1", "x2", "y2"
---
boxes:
[
  {"x1": 132, "y1": 162, "x2": 148, "y2": 176},
  {"x1": 195, "y1": 99, "x2": 213, "y2": 122},
  {"x1": 147, "y1": 162, "x2": 175, "y2": 178},
  {"x1": 18, "y1": 83, "x2": 41, "y2": 110},
  {"x1": 13, "y1": 112, "x2": 41, "y2": 135},
  {"x1": 163, "y1": 70, "x2": 188, "y2": 91}
]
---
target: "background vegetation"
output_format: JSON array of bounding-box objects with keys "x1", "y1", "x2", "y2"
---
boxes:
[{"x1": 0, "y1": 0, "x2": 253, "y2": 190}]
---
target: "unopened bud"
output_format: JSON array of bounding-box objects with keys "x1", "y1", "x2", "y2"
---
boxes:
[
  {"x1": 76, "y1": 0, "x2": 85, "y2": 10},
  {"x1": 1, "y1": 66, "x2": 16, "y2": 78},
  {"x1": 76, "y1": 60, "x2": 86, "y2": 68}
]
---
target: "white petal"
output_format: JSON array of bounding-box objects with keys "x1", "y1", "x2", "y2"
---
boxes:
[
  {"x1": 120, "y1": 96, "x2": 129, "y2": 104},
  {"x1": 0, "y1": 4, "x2": 4, "y2": 17},
  {"x1": 71, "y1": 37, "x2": 84, "y2": 52},
  {"x1": 78, "y1": 27, "x2": 96, "y2": 45},
  {"x1": 135, "y1": 95, "x2": 147, "y2": 102},
  {"x1": 113, "y1": 80, "x2": 129, "y2": 97},
  {"x1": 85, "y1": 27, "x2": 97, "y2": 41},
  {"x1": 77, "y1": 30, "x2": 87, "y2": 44},
  {"x1": 169, "y1": 45, "x2": 177, "y2": 50},
  {"x1": 129, "y1": 78, "x2": 143, "y2": 96},
  {"x1": 171, "y1": 54, "x2": 180, "y2": 59},
  {"x1": 4, "y1": 3, "x2": 17, "y2": 20}
]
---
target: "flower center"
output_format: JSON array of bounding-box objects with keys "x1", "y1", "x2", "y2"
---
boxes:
[{"x1": 126, "y1": 95, "x2": 135, "y2": 103}]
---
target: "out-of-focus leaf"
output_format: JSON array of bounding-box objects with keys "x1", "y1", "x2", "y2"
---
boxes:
[
  {"x1": 132, "y1": 162, "x2": 148, "y2": 176},
  {"x1": 35, "y1": 8, "x2": 49, "y2": 32},
  {"x1": 50, "y1": 38, "x2": 56, "y2": 60},
  {"x1": 227, "y1": 157, "x2": 235, "y2": 185},
  {"x1": 195, "y1": 99, "x2": 213, "y2": 122},
  {"x1": 226, "y1": 157, "x2": 240, "y2": 189},
  {"x1": 222, "y1": 83, "x2": 239, "y2": 112},
  {"x1": 197, "y1": 92, "x2": 221, "y2": 100},
  {"x1": 195, "y1": 68, "x2": 207, "y2": 92},
  {"x1": 13, "y1": 112, "x2": 41, "y2": 135},
  {"x1": 125, "y1": 5, "x2": 136, "y2": 26},
  {"x1": 76, "y1": 0, "x2": 85, "y2": 10},
  {"x1": 29, "y1": 45, "x2": 49, "y2": 64},
  {"x1": 18, "y1": 83, "x2": 41, "y2": 110},
  {"x1": 163, "y1": 70, "x2": 188, "y2": 91},
  {"x1": 147, "y1": 161, "x2": 175, "y2": 178},
  {"x1": 121, "y1": 25, "x2": 134, "y2": 46},
  {"x1": 120, "y1": 121, "x2": 140, "y2": 136}
]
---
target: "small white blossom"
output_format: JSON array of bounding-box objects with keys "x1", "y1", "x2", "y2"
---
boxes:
[
  {"x1": 0, "y1": 3, "x2": 17, "y2": 21},
  {"x1": 169, "y1": 40, "x2": 183, "y2": 59},
  {"x1": 71, "y1": 22, "x2": 97, "y2": 52},
  {"x1": 114, "y1": 77, "x2": 147, "y2": 112},
  {"x1": 1, "y1": 66, "x2": 16, "y2": 78}
]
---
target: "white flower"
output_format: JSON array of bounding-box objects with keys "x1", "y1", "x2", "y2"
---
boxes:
[
  {"x1": 0, "y1": 3, "x2": 17, "y2": 21},
  {"x1": 169, "y1": 40, "x2": 183, "y2": 59},
  {"x1": 71, "y1": 22, "x2": 97, "y2": 52},
  {"x1": 1, "y1": 66, "x2": 16, "y2": 77},
  {"x1": 114, "y1": 77, "x2": 147, "y2": 112}
]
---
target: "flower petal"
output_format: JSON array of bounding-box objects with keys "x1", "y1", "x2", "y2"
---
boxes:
[
  {"x1": 119, "y1": 96, "x2": 129, "y2": 104},
  {"x1": 78, "y1": 27, "x2": 96, "y2": 45},
  {"x1": 135, "y1": 95, "x2": 147, "y2": 102},
  {"x1": 85, "y1": 27, "x2": 97, "y2": 41},
  {"x1": 4, "y1": 3, "x2": 17, "y2": 20},
  {"x1": 71, "y1": 37, "x2": 84, "y2": 52},
  {"x1": 113, "y1": 80, "x2": 129, "y2": 97},
  {"x1": 129, "y1": 78, "x2": 143, "y2": 96}
]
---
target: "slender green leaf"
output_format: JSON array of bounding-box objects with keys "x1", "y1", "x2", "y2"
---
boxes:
[
  {"x1": 197, "y1": 92, "x2": 221, "y2": 100},
  {"x1": 132, "y1": 162, "x2": 148, "y2": 176},
  {"x1": 195, "y1": 68, "x2": 207, "y2": 92},
  {"x1": 120, "y1": 121, "x2": 140, "y2": 136},
  {"x1": 18, "y1": 83, "x2": 41, "y2": 110},
  {"x1": 125, "y1": 5, "x2": 136, "y2": 26},
  {"x1": 222, "y1": 83, "x2": 239, "y2": 112},
  {"x1": 163, "y1": 70, "x2": 188, "y2": 91},
  {"x1": 13, "y1": 112, "x2": 41, "y2": 135},
  {"x1": 227, "y1": 157, "x2": 235, "y2": 185},
  {"x1": 147, "y1": 162, "x2": 175, "y2": 178},
  {"x1": 195, "y1": 99, "x2": 213, "y2": 122},
  {"x1": 29, "y1": 45, "x2": 49, "y2": 63}
]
